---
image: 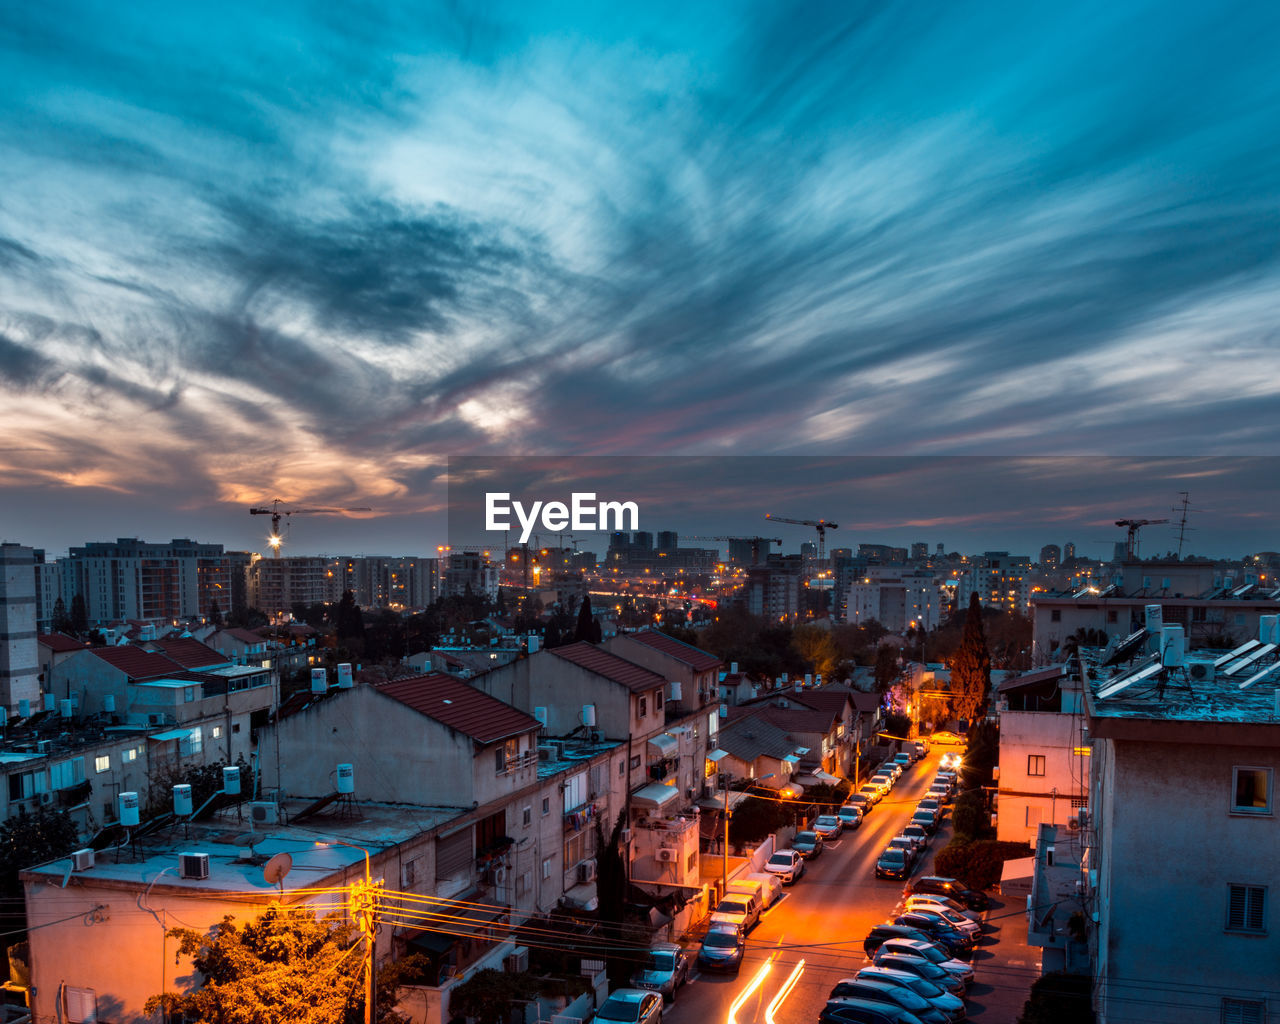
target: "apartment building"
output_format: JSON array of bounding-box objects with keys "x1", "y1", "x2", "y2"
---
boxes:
[
  {"x1": 845, "y1": 566, "x2": 947, "y2": 631},
  {"x1": 1081, "y1": 624, "x2": 1280, "y2": 1022},
  {"x1": 0, "y1": 542, "x2": 41, "y2": 710}
]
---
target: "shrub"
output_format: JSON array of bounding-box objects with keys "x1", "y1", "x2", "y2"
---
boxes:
[
  {"x1": 1017, "y1": 972, "x2": 1095, "y2": 1024},
  {"x1": 933, "y1": 839, "x2": 1032, "y2": 890}
]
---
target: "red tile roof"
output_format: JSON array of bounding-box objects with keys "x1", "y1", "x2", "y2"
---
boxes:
[
  {"x1": 627, "y1": 629, "x2": 722, "y2": 672},
  {"x1": 791, "y1": 688, "x2": 854, "y2": 719},
  {"x1": 376, "y1": 674, "x2": 540, "y2": 744},
  {"x1": 38, "y1": 633, "x2": 87, "y2": 654},
  {"x1": 218, "y1": 627, "x2": 268, "y2": 645},
  {"x1": 755, "y1": 705, "x2": 839, "y2": 735},
  {"x1": 550, "y1": 642, "x2": 668, "y2": 693},
  {"x1": 88, "y1": 646, "x2": 186, "y2": 680},
  {"x1": 153, "y1": 637, "x2": 228, "y2": 669}
]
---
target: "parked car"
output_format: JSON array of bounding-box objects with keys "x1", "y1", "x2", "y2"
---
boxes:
[
  {"x1": 904, "y1": 894, "x2": 981, "y2": 923},
  {"x1": 793, "y1": 830, "x2": 825, "y2": 859},
  {"x1": 838, "y1": 804, "x2": 865, "y2": 829},
  {"x1": 734, "y1": 873, "x2": 784, "y2": 909},
  {"x1": 917, "y1": 797, "x2": 941, "y2": 815},
  {"x1": 893, "y1": 753, "x2": 913, "y2": 770},
  {"x1": 876, "y1": 847, "x2": 912, "y2": 880},
  {"x1": 814, "y1": 814, "x2": 844, "y2": 840},
  {"x1": 594, "y1": 988, "x2": 665, "y2": 1024},
  {"x1": 859, "y1": 784, "x2": 884, "y2": 806},
  {"x1": 871, "y1": 953, "x2": 966, "y2": 997},
  {"x1": 928, "y1": 784, "x2": 953, "y2": 806},
  {"x1": 901, "y1": 824, "x2": 931, "y2": 850},
  {"x1": 696, "y1": 923, "x2": 745, "y2": 974},
  {"x1": 911, "y1": 809, "x2": 940, "y2": 835},
  {"x1": 820, "y1": 998, "x2": 927, "y2": 1024},
  {"x1": 912, "y1": 741, "x2": 927, "y2": 760},
  {"x1": 893, "y1": 914, "x2": 973, "y2": 956},
  {"x1": 710, "y1": 890, "x2": 762, "y2": 932},
  {"x1": 910, "y1": 876, "x2": 991, "y2": 911},
  {"x1": 630, "y1": 943, "x2": 691, "y2": 1002},
  {"x1": 764, "y1": 849, "x2": 805, "y2": 884},
  {"x1": 900, "y1": 905, "x2": 979, "y2": 939},
  {"x1": 939, "y1": 751, "x2": 962, "y2": 768},
  {"x1": 827, "y1": 978, "x2": 948, "y2": 1024},
  {"x1": 876, "y1": 938, "x2": 975, "y2": 988},
  {"x1": 871, "y1": 774, "x2": 894, "y2": 794},
  {"x1": 855, "y1": 967, "x2": 966, "y2": 1023},
  {"x1": 863, "y1": 924, "x2": 937, "y2": 958},
  {"x1": 888, "y1": 836, "x2": 920, "y2": 866},
  {"x1": 848, "y1": 793, "x2": 874, "y2": 814}
]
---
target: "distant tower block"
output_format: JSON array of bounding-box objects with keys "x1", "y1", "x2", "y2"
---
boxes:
[{"x1": 0, "y1": 544, "x2": 40, "y2": 713}]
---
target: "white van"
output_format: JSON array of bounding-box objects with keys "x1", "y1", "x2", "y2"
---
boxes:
[{"x1": 731, "y1": 873, "x2": 783, "y2": 909}]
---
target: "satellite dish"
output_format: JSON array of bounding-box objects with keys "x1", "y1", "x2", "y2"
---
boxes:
[
  {"x1": 264, "y1": 851, "x2": 293, "y2": 894},
  {"x1": 233, "y1": 833, "x2": 261, "y2": 854}
]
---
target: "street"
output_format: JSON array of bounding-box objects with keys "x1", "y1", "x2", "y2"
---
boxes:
[{"x1": 662, "y1": 749, "x2": 1034, "y2": 1024}]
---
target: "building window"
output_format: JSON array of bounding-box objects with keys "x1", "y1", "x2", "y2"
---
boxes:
[
  {"x1": 1232, "y1": 767, "x2": 1272, "y2": 814},
  {"x1": 638, "y1": 696, "x2": 647, "y2": 718},
  {"x1": 1226, "y1": 885, "x2": 1267, "y2": 933},
  {"x1": 123, "y1": 747, "x2": 137, "y2": 763},
  {"x1": 542, "y1": 797, "x2": 550, "y2": 815},
  {"x1": 618, "y1": 758, "x2": 625, "y2": 777},
  {"x1": 1027, "y1": 755, "x2": 1046, "y2": 777},
  {"x1": 522, "y1": 806, "x2": 532, "y2": 827},
  {"x1": 1107, "y1": 610, "x2": 1117, "y2": 623},
  {"x1": 542, "y1": 857, "x2": 552, "y2": 879},
  {"x1": 94, "y1": 755, "x2": 110, "y2": 774},
  {"x1": 1050, "y1": 609, "x2": 1061, "y2": 622},
  {"x1": 212, "y1": 726, "x2": 222, "y2": 739},
  {"x1": 1222, "y1": 998, "x2": 1265, "y2": 1024},
  {"x1": 184, "y1": 686, "x2": 196, "y2": 702}
]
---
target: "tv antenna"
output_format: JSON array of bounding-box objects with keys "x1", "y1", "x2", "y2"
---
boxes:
[{"x1": 1171, "y1": 492, "x2": 1197, "y2": 560}]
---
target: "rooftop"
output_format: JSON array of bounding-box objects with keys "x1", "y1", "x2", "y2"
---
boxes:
[
  {"x1": 38, "y1": 633, "x2": 87, "y2": 653},
  {"x1": 84, "y1": 645, "x2": 186, "y2": 680},
  {"x1": 376, "y1": 673, "x2": 541, "y2": 744},
  {"x1": 152, "y1": 637, "x2": 230, "y2": 668},
  {"x1": 549, "y1": 642, "x2": 668, "y2": 694},
  {"x1": 625, "y1": 629, "x2": 722, "y2": 672}
]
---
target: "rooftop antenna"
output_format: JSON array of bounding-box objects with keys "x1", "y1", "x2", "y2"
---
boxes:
[{"x1": 1171, "y1": 492, "x2": 1196, "y2": 560}]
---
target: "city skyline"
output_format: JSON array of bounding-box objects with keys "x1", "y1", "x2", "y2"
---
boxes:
[{"x1": 4, "y1": 2, "x2": 1280, "y2": 559}]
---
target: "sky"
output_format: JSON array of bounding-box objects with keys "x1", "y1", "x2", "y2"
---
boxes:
[{"x1": 2, "y1": 2, "x2": 1279, "y2": 557}]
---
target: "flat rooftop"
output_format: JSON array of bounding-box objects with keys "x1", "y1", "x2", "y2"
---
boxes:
[{"x1": 23, "y1": 801, "x2": 465, "y2": 897}]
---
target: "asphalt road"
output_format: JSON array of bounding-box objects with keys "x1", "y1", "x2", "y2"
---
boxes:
[{"x1": 664, "y1": 748, "x2": 959, "y2": 1024}]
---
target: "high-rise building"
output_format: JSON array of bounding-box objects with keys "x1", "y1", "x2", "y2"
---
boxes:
[
  {"x1": 959, "y1": 551, "x2": 1032, "y2": 613},
  {"x1": 0, "y1": 543, "x2": 41, "y2": 711},
  {"x1": 656, "y1": 531, "x2": 678, "y2": 553},
  {"x1": 1039, "y1": 544, "x2": 1061, "y2": 568},
  {"x1": 32, "y1": 549, "x2": 62, "y2": 632},
  {"x1": 63, "y1": 538, "x2": 234, "y2": 624},
  {"x1": 632, "y1": 531, "x2": 653, "y2": 552},
  {"x1": 1063, "y1": 541, "x2": 1076, "y2": 563},
  {"x1": 910, "y1": 542, "x2": 929, "y2": 561},
  {"x1": 249, "y1": 555, "x2": 334, "y2": 620}
]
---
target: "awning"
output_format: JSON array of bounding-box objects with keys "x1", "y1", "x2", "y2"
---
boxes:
[
  {"x1": 1000, "y1": 856, "x2": 1036, "y2": 900},
  {"x1": 706, "y1": 748, "x2": 729, "y2": 763},
  {"x1": 631, "y1": 782, "x2": 680, "y2": 809},
  {"x1": 148, "y1": 728, "x2": 192, "y2": 742},
  {"x1": 407, "y1": 929, "x2": 456, "y2": 955},
  {"x1": 782, "y1": 754, "x2": 800, "y2": 764},
  {"x1": 648, "y1": 733, "x2": 678, "y2": 757},
  {"x1": 799, "y1": 769, "x2": 840, "y2": 785},
  {"x1": 697, "y1": 790, "x2": 750, "y2": 812}
]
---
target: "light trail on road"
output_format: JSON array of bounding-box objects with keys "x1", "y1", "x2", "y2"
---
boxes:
[
  {"x1": 727, "y1": 957, "x2": 774, "y2": 1024},
  {"x1": 764, "y1": 959, "x2": 806, "y2": 1024}
]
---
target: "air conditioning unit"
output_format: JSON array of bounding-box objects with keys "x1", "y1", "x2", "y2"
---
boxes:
[
  {"x1": 179, "y1": 852, "x2": 210, "y2": 880},
  {"x1": 39, "y1": 792, "x2": 54, "y2": 806},
  {"x1": 577, "y1": 860, "x2": 597, "y2": 883},
  {"x1": 72, "y1": 848, "x2": 95, "y2": 872},
  {"x1": 491, "y1": 865, "x2": 507, "y2": 885},
  {"x1": 249, "y1": 801, "x2": 280, "y2": 825},
  {"x1": 656, "y1": 847, "x2": 678, "y2": 863},
  {"x1": 701, "y1": 784, "x2": 715, "y2": 799},
  {"x1": 37, "y1": 740, "x2": 52, "y2": 755},
  {"x1": 1188, "y1": 661, "x2": 1215, "y2": 683},
  {"x1": 505, "y1": 947, "x2": 530, "y2": 973},
  {"x1": 148, "y1": 714, "x2": 166, "y2": 726},
  {"x1": 1067, "y1": 817, "x2": 1080, "y2": 831},
  {"x1": 620, "y1": 828, "x2": 633, "y2": 845},
  {"x1": 1076, "y1": 808, "x2": 1089, "y2": 829}
]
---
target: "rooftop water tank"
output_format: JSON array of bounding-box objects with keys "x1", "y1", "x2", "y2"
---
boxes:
[
  {"x1": 223, "y1": 766, "x2": 241, "y2": 795},
  {"x1": 173, "y1": 784, "x2": 193, "y2": 816},
  {"x1": 336, "y1": 763, "x2": 355, "y2": 794},
  {"x1": 336, "y1": 663, "x2": 353, "y2": 689},
  {"x1": 119, "y1": 792, "x2": 140, "y2": 827},
  {"x1": 311, "y1": 668, "x2": 327, "y2": 694}
]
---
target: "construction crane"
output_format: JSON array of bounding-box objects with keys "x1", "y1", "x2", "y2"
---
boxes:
[
  {"x1": 764, "y1": 514, "x2": 839, "y2": 559},
  {"x1": 1115, "y1": 518, "x2": 1169, "y2": 560},
  {"x1": 249, "y1": 499, "x2": 373, "y2": 556},
  {"x1": 683, "y1": 536, "x2": 782, "y2": 565}
]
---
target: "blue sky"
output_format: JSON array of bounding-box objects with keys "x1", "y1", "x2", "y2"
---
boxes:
[{"x1": 2, "y1": 2, "x2": 1279, "y2": 555}]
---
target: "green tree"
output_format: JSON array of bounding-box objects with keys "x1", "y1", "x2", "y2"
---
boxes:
[
  {"x1": 950, "y1": 593, "x2": 991, "y2": 722},
  {"x1": 147, "y1": 904, "x2": 406, "y2": 1024},
  {"x1": 1017, "y1": 972, "x2": 1095, "y2": 1024},
  {"x1": 574, "y1": 593, "x2": 601, "y2": 643},
  {"x1": 335, "y1": 590, "x2": 365, "y2": 648},
  {"x1": 69, "y1": 593, "x2": 89, "y2": 635},
  {"x1": 208, "y1": 598, "x2": 224, "y2": 628},
  {"x1": 0, "y1": 806, "x2": 78, "y2": 938},
  {"x1": 874, "y1": 645, "x2": 900, "y2": 693},
  {"x1": 51, "y1": 596, "x2": 73, "y2": 634},
  {"x1": 448, "y1": 968, "x2": 540, "y2": 1024}
]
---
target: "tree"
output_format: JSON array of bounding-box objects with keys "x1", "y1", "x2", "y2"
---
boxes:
[
  {"x1": 69, "y1": 593, "x2": 89, "y2": 635},
  {"x1": 208, "y1": 598, "x2": 224, "y2": 628},
  {"x1": 0, "y1": 806, "x2": 78, "y2": 938},
  {"x1": 874, "y1": 645, "x2": 900, "y2": 693},
  {"x1": 51, "y1": 596, "x2": 72, "y2": 635},
  {"x1": 335, "y1": 590, "x2": 365, "y2": 647},
  {"x1": 1017, "y1": 972, "x2": 1095, "y2": 1024},
  {"x1": 448, "y1": 968, "x2": 541, "y2": 1024},
  {"x1": 147, "y1": 904, "x2": 406, "y2": 1024},
  {"x1": 950, "y1": 593, "x2": 991, "y2": 722},
  {"x1": 574, "y1": 593, "x2": 601, "y2": 643}
]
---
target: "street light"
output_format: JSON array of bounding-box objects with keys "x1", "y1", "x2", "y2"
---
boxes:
[{"x1": 316, "y1": 840, "x2": 378, "y2": 1024}]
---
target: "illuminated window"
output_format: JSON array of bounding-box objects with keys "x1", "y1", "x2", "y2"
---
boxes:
[
  {"x1": 94, "y1": 755, "x2": 110, "y2": 774},
  {"x1": 1232, "y1": 767, "x2": 1272, "y2": 814},
  {"x1": 1027, "y1": 755, "x2": 1046, "y2": 777}
]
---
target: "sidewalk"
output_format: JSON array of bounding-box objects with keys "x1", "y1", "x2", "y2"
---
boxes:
[{"x1": 964, "y1": 892, "x2": 1043, "y2": 1023}]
